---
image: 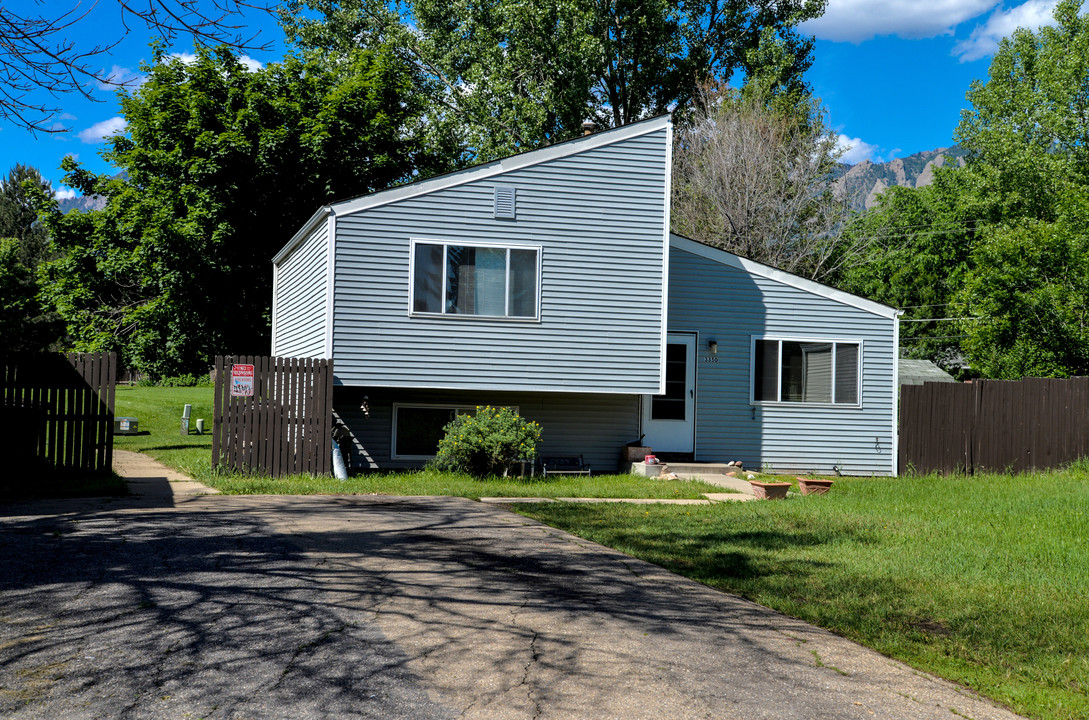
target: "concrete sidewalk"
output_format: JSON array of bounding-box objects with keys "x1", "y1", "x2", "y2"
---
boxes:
[
  {"x1": 112, "y1": 449, "x2": 221, "y2": 500},
  {"x1": 0, "y1": 456, "x2": 1025, "y2": 719}
]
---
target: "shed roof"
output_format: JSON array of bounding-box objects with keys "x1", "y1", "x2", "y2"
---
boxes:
[
  {"x1": 898, "y1": 359, "x2": 956, "y2": 385},
  {"x1": 669, "y1": 234, "x2": 901, "y2": 320}
]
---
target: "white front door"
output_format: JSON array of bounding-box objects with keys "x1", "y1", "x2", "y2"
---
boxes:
[{"x1": 641, "y1": 334, "x2": 696, "y2": 453}]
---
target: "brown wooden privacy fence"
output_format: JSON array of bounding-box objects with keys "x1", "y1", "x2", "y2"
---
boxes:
[
  {"x1": 212, "y1": 356, "x2": 334, "y2": 476},
  {"x1": 899, "y1": 377, "x2": 1089, "y2": 475},
  {"x1": 0, "y1": 352, "x2": 116, "y2": 476}
]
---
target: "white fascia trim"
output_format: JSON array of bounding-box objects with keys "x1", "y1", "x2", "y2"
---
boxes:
[
  {"x1": 891, "y1": 312, "x2": 902, "y2": 476},
  {"x1": 330, "y1": 379, "x2": 658, "y2": 395},
  {"x1": 669, "y1": 234, "x2": 900, "y2": 320},
  {"x1": 270, "y1": 261, "x2": 279, "y2": 356},
  {"x1": 657, "y1": 117, "x2": 673, "y2": 396},
  {"x1": 331, "y1": 115, "x2": 673, "y2": 218},
  {"x1": 273, "y1": 206, "x2": 333, "y2": 264},
  {"x1": 323, "y1": 213, "x2": 336, "y2": 359}
]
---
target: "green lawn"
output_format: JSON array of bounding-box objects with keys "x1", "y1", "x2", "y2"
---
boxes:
[
  {"x1": 113, "y1": 386, "x2": 216, "y2": 479},
  {"x1": 515, "y1": 470, "x2": 1089, "y2": 720},
  {"x1": 113, "y1": 386, "x2": 1089, "y2": 719}
]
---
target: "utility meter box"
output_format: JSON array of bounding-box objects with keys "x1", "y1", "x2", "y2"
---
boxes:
[{"x1": 115, "y1": 417, "x2": 139, "y2": 435}]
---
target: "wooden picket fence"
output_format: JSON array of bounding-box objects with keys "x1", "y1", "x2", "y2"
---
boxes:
[
  {"x1": 899, "y1": 376, "x2": 1089, "y2": 475},
  {"x1": 212, "y1": 355, "x2": 334, "y2": 476},
  {"x1": 0, "y1": 352, "x2": 117, "y2": 476}
]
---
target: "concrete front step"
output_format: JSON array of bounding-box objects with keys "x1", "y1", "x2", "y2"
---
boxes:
[
  {"x1": 669, "y1": 469, "x2": 755, "y2": 495},
  {"x1": 662, "y1": 462, "x2": 735, "y2": 475}
]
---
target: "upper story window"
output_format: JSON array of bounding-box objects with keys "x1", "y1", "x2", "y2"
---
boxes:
[
  {"x1": 411, "y1": 239, "x2": 540, "y2": 319},
  {"x1": 752, "y1": 338, "x2": 861, "y2": 406}
]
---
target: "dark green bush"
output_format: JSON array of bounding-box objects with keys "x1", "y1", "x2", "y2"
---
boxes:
[
  {"x1": 138, "y1": 372, "x2": 212, "y2": 387},
  {"x1": 431, "y1": 406, "x2": 541, "y2": 477}
]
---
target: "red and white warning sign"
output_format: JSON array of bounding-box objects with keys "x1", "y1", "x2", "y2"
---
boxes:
[{"x1": 231, "y1": 364, "x2": 255, "y2": 397}]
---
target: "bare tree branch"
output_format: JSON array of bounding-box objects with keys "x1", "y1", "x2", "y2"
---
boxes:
[
  {"x1": 671, "y1": 82, "x2": 866, "y2": 282},
  {"x1": 0, "y1": 0, "x2": 275, "y2": 134}
]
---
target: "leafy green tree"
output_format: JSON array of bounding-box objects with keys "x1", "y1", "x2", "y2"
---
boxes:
[
  {"x1": 834, "y1": 171, "x2": 976, "y2": 365},
  {"x1": 955, "y1": 0, "x2": 1089, "y2": 224},
  {"x1": 946, "y1": 0, "x2": 1089, "y2": 377},
  {"x1": 282, "y1": 0, "x2": 826, "y2": 159},
  {"x1": 834, "y1": 0, "x2": 1089, "y2": 378},
  {"x1": 952, "y1": 197, "x2": 1089, "y2": 378},
  {"x1": 0, "y1": 164, "x2": 64, "y2": 352},
  {"x1": 34, "y1": 45, "x2": 445, "y2": 377}
]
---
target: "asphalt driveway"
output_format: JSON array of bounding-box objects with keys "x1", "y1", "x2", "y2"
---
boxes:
[{"x1": 1, "y1": 485, "x2": 1025, "y2": 719}]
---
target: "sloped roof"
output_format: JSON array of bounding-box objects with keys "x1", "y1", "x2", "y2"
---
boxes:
[
  {"x1": 274, "y1": 115, "x2": 672, "y2": 264},
  {"x1": 898, "y1": 359, "x2": 956, "y2": 385},
  {"x1": 669, "y1": 234, "x2": 901, "y2": 320}
]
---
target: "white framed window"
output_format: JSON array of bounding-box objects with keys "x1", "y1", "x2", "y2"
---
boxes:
[
  {"x1": 409, "y1": 238, "x2": 541, "y2": 320},
  {"x1": 391, "y1": 403, "x2": 520, "y2": 460},
  {"x1": 750, "y1": 337, "x2": 862, "y2": 407}
]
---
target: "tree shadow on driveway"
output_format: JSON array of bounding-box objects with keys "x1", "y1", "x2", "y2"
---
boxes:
[{"x1": 0, "y1": 494, "x2": 1025, "y2": 720}]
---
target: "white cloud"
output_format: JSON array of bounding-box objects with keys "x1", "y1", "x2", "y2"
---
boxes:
[
  {"x1": 77, "y1": 117, "x2": 128, "y2": 144},
  {"x1": 55, "y1": 188, "x2": 77, "y2": 200},
  {"x1": 836, "y1": 134, "x2": 882, "y2": 164},
  {"x1": 166, "y1": 52, "x2": 263, "y2": 71},
  {"x1": 168, "y1": 52, "x2": 199, "y2": 65},
  {"x1": 953, "y1": 0, "x2": 1059, "y2": 60},
  {"x1": 801, "y1": 0, "x2": 999, "y2": 42},
  {"x1": 239, "y1": 55, "x2": 264, "y2": 72},
  {"x1": 95, "y1": 65, "x2": 145, "y2": 91}
]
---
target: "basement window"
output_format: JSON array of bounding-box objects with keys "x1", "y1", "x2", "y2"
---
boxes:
[{"x1": 392, "y1": 403, "x2": 520, "y2": 460}]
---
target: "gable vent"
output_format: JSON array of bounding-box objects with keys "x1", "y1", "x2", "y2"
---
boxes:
[{"x1": 494, "y1": 186, "x2": 516, "y2": 219}]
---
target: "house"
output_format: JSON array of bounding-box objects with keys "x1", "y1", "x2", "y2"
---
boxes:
[{"x1": 271, "y1": 115, "x2": 901, "y2": 476}]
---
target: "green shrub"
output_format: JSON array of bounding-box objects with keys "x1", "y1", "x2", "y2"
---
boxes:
[
  {"x1": 138, "y1": 373, "x2": 213, "y2": 387},
  {"x1": 432, "y1": 406, "x2": 541, "y2": 477}
]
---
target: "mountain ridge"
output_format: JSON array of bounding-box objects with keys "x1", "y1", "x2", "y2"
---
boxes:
[{"x1": 833, "y1": 146, "x2": 967, "y2": 212}]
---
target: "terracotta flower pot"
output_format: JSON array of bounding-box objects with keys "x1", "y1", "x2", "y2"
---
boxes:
[
  {"x1": 748, "y1": 480, "x2": 791, "y2": 500},
  {"x1": 797, "y1": 477, "x2": 834, "y2": 495}
]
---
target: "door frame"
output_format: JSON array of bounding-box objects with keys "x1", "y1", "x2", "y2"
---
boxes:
[{"x1": 640, "y1": 332, "x2": 697, "y2": 453}]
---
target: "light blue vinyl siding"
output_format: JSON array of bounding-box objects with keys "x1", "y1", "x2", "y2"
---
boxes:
[
  {"x1": 669, "y1": 244, "x2": 897, "y2": 476},
  {"x1": 330, "y1": 127, "x2": 669, "y2": 393},
  {"x1": 334, "y1": 388, "x2": 638, "y2": 472},
  {"x1": 272, "y1": 220, "x2": 328, "y2": 357}
]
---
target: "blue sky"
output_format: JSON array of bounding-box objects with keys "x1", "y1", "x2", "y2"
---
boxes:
[{"x1": 0, "y1": 0, "x2": 1069, "y2": 197}]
